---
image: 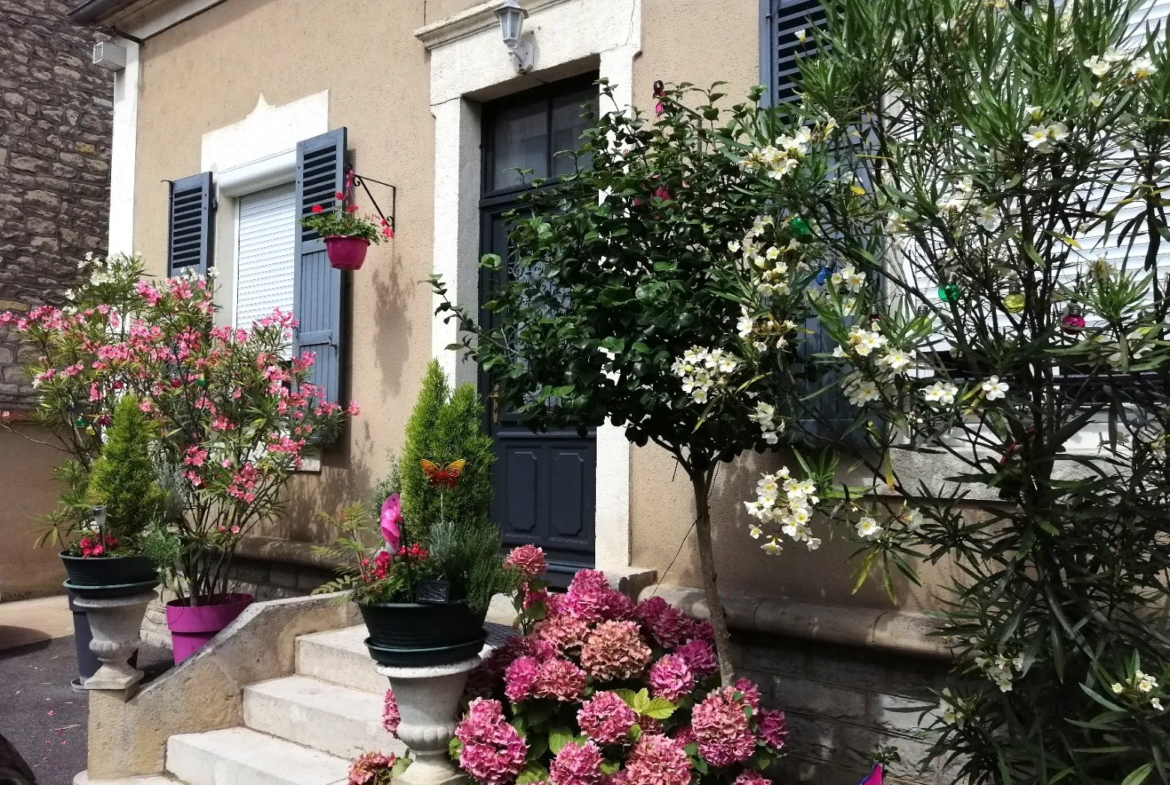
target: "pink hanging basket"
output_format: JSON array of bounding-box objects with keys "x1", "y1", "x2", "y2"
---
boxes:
[{"x1": 324, "y1": 236, "x2": 370, "y2": 271}]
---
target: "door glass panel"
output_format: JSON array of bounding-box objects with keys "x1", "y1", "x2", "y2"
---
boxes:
[
  {"x1": 491, "y1": 101, "x2": 549, "y2": 191},
  {"x1": 551, "y1": 87, "x2": 598, "y2": 177}
]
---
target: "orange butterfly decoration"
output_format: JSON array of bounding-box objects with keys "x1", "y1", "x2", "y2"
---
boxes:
[{"x1": 420, "y1": 459, "x2": 466, "y2": 490}]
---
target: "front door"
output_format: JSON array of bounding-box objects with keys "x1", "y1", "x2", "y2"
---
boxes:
[{"x1": 480, "y1": 76, "x2": 599, "y2": 581}]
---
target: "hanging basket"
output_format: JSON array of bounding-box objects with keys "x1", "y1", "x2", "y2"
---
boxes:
[{"x1": 324, "y1": 235, "x2": 370, "y2": 271}]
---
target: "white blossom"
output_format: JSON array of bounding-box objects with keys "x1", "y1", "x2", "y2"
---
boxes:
[
  {"x1": 982, "y1": 376, "x2": 1009, "y2": 401},
  {"x1": 1084, "y1": 55, "x2": 1113, "y2": 77},
  {"x1": 922, "y1": 381, "x2": 959, "y2": 405},
  {"x1": 856, "y1": 516, "x2": 882, "y2": 539},
  {"x1": 1136, "y1": 671, "x2": 1158, "y2": 693},
  {"x1": 878, "y1": 349, "x2": 913, "y2": 373},
  {"x1": 1131, "y1": 56, "x2": 1156, "y2": 79}
]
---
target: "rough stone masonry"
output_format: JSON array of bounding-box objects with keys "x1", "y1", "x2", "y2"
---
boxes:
[{"x1": 0, "y1": 0, "x2": 112, "y2": 409}]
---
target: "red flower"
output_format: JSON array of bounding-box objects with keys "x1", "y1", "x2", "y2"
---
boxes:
[
  {"x1": 346, "y1": 204, "x2": 359, "y2": 213},
  {"x1": 311, "y1": 204, "x2": 324, "y2": 214},
  {"x1": 335, "y1": 191, "x2": 345, "y2": 200}
]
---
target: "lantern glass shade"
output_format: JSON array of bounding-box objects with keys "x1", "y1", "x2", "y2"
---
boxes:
[{"x1": 497, "y1": 0, "x2": 526, "y2": 47}]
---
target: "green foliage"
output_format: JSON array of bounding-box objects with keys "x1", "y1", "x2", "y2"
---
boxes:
[
  {"x1": 85, "y1": 395, "x2": 167, "y2": 547},
  {"x1": 399, "y1": 360, "x2": 494, "y2": 544},
  {"x1": 298, "y1": 194, "x2": 388, "y2": 243},
  {"x1": 743, "y1": 0, "x2": 1170, "y2": 780},
  {"x1": 371, "y1": 450, "x2": 401, "y2": 513},
  {"x1": 428, "y1": 518, "x2": 519, "y2": 613}
]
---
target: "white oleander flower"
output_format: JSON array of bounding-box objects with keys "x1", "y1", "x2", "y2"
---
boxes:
[
  {"x1": 900, "y1": 507, "x2": 924, "y2": 532},
  {"x1": 1136, "y1": 671, "x2": 1158, "y2": 693},
  {"x1": 847, "y1": 378, "x2": 881, "y2": 407},
  {"x1": 1112, "y1": 682, "x2": 1125, "y2": 694},
  {"x1": 1084, "y1": 55, "x2": 1112, "y2": 77},
  {"x1": 982, "y1": 376, "x2": 1009, "y2": 401},
  {"x1": 761, "y1": 538, "x2": 783, "y2": 555},
  {"x1": 1131, "y1": 56, "x2": 1156, "y2": 79},
  {"x1": 1088, "y1": 92, "x2": 1104, "y2": 109},
  {"x1": 856, "y1": 516, "x2": 882, "y2": 539},
  {"x1": 878, "y1": 349, "x2": 913, "y2": 373},
  {"x1": 1025, "y1": 125, "x2": 1052, "y2": 152},
  {"x1": 749, "y1": 524, "x2": 763, "y2": 540},
  {"x1": 795, "y1": 28, "x2": 807, "y2": 42},
  {"x1": 922, "y1": 381, "x2": 959, "y2": 405},
  {"x1": 1046, "y1": 122, "x2": 1069, "y2": 143}
]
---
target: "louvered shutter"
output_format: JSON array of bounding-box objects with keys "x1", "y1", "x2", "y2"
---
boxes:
[
  {"x1": 293, "y1": 128, "x2": 347, "y2": 408},
  {"x1": 167, "y1": 172, "x2": 214, "y2": 277},
  {"x1": 761, "y1": 0, "x2": 829, "y2": 107},
  {"x1": 236, "y1": 183, "x2": 297, "y2": 329}
]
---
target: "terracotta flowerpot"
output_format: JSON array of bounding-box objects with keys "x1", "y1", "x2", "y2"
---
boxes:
[
  {"x1": 324, "y1": 235, "x2": 370, "y2": 270},
  {"x1": 165, "y1": 593, "x2": 254, "y2": 664},
  {"x1": 358, "y1": 601, "x2": 486, "y2": 667}
]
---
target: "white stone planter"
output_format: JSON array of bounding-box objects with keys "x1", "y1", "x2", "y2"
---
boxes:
[
  {"x1": 377, "y1": 656, "x2": 480, "y2": 785},
  {"x1": 73, "y1": 590, "x2": 156, "y2": 690}
]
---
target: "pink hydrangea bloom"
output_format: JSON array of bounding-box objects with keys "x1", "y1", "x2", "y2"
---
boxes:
[
  {"x1": 691, "y1": 687, "x2": 756, "y2": 767},
  {"x1": 533, "y1": 658, "x2": 587, "y2": 702},
  {"x1": 548, "y1": 740, "x2": 605, "y2": 785},
  {"x1": 648, "y1": 654, "x2": 695, "y2": 702},
  {"x1": 671, "y1": 725, "x2": 696, "y2": 748},
  {"x1": 504, "y1": 655, "x2": 540, "y2": 702},
  {"x1": 382, "y1": 689, "x2": 400, "y2": 735},
  {"x1": 580, "y1": 620, "x2": 652, "y2": 682},
  {"x1": 560, "y1": 570, "x2": 633, "y2": 624},
  {"x1": 623, "y1": 735, "x2": 691, "y2": 785},
  {"x1": 634, "y1": 597, "x2": 694, "y2": 650},
  {"x1": 674, "y1": 639, "x2": 718, "y2": 679},
  {"x1": 537, "y1": 614, "x2": 591, "y2": 654},
  {"x1": 756, "y1": 708, "x2": 789, "y2": 750},
  {"x1": 577, "y1": 691, "x2": 637, "y2": 746},
  {"x1": 733, "y1": 677, "x2": 762, "y2": 709},
  {"x1": 733, "y1": 771, "x2": 771, "y2": 785},
  {"x1": 349, "y1": 752, "x2": 399, "y2": 785},
  {"x1": 504, "y1": 544, "x2": 547, "y2": 580},
  {"x1": 455, "y1": 699, "x2": 528, "y2": 785}
]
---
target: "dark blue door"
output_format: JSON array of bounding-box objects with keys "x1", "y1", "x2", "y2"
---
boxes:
[{"x1": 480, "y1": 77, "x2": 598, "y2": 580}]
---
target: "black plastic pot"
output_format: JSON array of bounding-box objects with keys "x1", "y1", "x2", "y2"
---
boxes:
[
  {"x1": 59, "y1": 552, "x2": 157, "y2": 596},
  {"x1": 358, "y1": 601, "x2": 487, "y2": 667}
]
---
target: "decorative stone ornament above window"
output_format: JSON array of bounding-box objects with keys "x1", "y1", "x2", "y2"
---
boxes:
[{"x1": 496, "y1": 0, "x2": 534, "y2": 73}]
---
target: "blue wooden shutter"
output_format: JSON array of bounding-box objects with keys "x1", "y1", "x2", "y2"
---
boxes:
[
  {"x1": 760, "y1": 0, "x2": 829, "y2": 107},
  {"x1": 167, "y1": 172, "x2": 214, "y2": 277},
  {"x1": 293, "y1": 128, "x2": 347, "y2": 408}
]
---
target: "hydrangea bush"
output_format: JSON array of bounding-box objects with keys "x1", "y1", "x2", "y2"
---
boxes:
[{"x1": 448, "y1": 551, "x2": 789, "y2": 785}]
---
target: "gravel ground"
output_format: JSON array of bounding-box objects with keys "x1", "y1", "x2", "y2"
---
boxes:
[{"x1": 0, "y1": 636, "x2": 171, "y2": 785}]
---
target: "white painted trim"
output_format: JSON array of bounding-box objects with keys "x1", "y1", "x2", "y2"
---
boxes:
[
  {"x1": 107, "y1": 39, "x2": 139, "y2": 256},
  {"x1": 121, "y1": 0, "x2": 226, "y2": 40},
  {"x1": 217, "y1": 151, "x2": 296, "y2": 198},
  {"x1": 421, "y1": 0, "x2": 640, "y2": 571}
]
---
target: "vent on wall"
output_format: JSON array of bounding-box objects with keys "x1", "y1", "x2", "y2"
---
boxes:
[{"x1": 92, "y1": 41, "x2": 127, "y2": 72}]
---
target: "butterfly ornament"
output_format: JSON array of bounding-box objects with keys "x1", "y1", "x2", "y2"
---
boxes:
[{"x1": 420, "y1": 459, "x2": 466, "y2": 490}]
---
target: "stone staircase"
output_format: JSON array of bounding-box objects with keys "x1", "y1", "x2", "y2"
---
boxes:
[{"x1": 157, "y1": 625, "x2": 402, "y2": 785}]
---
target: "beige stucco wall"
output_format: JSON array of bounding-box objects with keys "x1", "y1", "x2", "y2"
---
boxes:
[
  {"x1": 0, "y1": 425, "x2": 68, "y2": 601},
  {"x1": 128, "y1": 0, "x2": 945, "y2": 613}
]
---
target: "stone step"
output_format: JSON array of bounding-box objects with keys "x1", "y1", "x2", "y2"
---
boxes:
[
  {"x1": 166, "y1": 727, "x2": 349, "y2": 785},
  {"x1": 244, "y1": 675, "x2": 405, "y2": 760},
  {"x1": 295, "y1": 625, "x2": 386, "y2": 694}
]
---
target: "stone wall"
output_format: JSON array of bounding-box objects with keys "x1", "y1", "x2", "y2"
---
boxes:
[
  {"x1": 0, "y1": 0, "x2": 112, "y2": 409},
  {"x1": 734, "y1": 631, "x2": 948, "y2": 785}
]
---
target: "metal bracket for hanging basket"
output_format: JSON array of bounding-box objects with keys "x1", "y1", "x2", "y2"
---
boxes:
[{"x1": 344, "y1": 164, "x2": 397, "y2": 239}]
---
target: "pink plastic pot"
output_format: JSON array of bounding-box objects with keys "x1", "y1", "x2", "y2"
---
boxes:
[
  {"x1": 324, "y1": 236, "x2": 370, "y2": 270},
  {"x1": 165, "y1": 593, "x2": 254, "y2": 664}
]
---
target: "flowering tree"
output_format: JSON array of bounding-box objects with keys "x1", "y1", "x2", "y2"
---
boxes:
[
  {"x1": 432, "y1": 82, "x2": 832, "y2": 683},
  {"x1": 737, "y1": 0, "x2": 1170, "y2": 780},
  {"x1": 448, "y1": 550, "x2": 789, "y2": 785},
  {"x1": 3, "y1": 254, "x2": 354, "y2": 604}
]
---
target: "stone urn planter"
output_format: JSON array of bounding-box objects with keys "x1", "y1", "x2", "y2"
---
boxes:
[
  {"x1": 166, "y1": 592, "x2": 254, "y2": 664},
  {"x1": 74, "y1": 590, "x2": 156, "y2": 691},
  {"x1": 377, "y1": 656, "x2": 480, "y2": 785},
  {"x1": 359, "y1": 601, "x2": 486, "y2": 667}
]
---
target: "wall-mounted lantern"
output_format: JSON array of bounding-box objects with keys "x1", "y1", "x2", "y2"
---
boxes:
[{"x1": 496, "y1": 0, "x2": 534, "y2": 73}]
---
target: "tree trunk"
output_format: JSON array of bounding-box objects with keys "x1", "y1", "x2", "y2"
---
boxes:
[{"x1": 690, "y1": 468, "x2": 735, "y2": 686}]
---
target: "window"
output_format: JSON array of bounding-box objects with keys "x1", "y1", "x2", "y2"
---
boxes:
[
  {"x1": 760, "y1": 0, "x2": 829, "y2": 107},
  {"x1": 234, "y1": 183, "x2": 297, "y2": 330}
]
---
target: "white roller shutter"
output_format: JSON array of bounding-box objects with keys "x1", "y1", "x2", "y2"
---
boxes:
[{"x1": 235, "y1": 183, "x2": 296, "y2": 329}]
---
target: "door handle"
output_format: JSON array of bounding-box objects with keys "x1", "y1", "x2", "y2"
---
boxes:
[{"x1": 489, "y1": 384, "x2": 502, "y2": 424}]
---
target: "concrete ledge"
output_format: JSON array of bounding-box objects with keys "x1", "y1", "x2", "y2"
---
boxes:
[
  {"x1": 234, "y1": 535, "x2": 346, "y2": 572},
  {"x1": 640, "y1": 584, "x2": 950, "y2": 660},
  {"x1": 86, "y1": 592, "x2": 359, "y2": 781}
]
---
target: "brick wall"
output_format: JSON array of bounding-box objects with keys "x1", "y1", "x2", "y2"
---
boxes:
[
  {"x1": 0, "y1": 0, "x2": 112, "y2": 409},
  {"x1": 733, "y1": 630, "x2": 949, "y2": 785}
]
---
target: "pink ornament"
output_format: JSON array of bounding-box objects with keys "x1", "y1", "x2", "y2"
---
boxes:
[
  {"x1": 380, "y1": 493, "x2": 402, "y2": 551},
  {"x1": 1062, "y1": 313, "x2": 1086, "y2": 332}
]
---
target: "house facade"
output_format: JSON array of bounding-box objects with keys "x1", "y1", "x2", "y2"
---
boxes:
[
  {"x1": 66, "y1": 1, "x2": 951, "y2": 782},
  {"x1": 0, "y1": 0, "x2": 112, "y2": 600}
]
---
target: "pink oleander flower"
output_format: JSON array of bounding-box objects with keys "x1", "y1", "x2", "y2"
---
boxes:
[
  {"x1": 733, "y1": 677, "x2": 762, "y2": 709},
  {"x1": 537, "y1": 614, "x2": 591, "y2": 654},
  {"x1": 549, "y1": 740, "x2": 605, "y2": 785},
  {"x1": 348, "y1": 751, "x2": 399, "y2": 785},
  {"x1": 504, "y1": 544, "x2": 547, "y2": 580},
  {"x1": 733, "y1": 771, "x2": 771, "y2": 785},
  {"x1": 577, "y1": 691, "x2": 637, "y2": 746},
  {"x1": 634, "y1": 597, "x2": 694, "y2": 650},
  {"x1": 623, "y1": 735, "x2": 691, "y2": 785},
  {"x1": 674, "y1": 639, "x2": 718, "y2": 679},
  {"x1": 691, "y1": 687, "x2": 756, "y2": 767},
  {"x1": 580, "y1": 620, "x2": 652, "y2": 682},
  {"x1": 755, "y1": 708, "x2": 789, "y2": 750},
  {"x1": 648, "y1": 654, "x2": 694, "y2": 702},
  {"x1": 455, "y1": 699, "x2": 528, "y2": 785},
  {"x1": 504, "y1": 655, "x2": 540, "y2": 702},
  {"x1": 382, "y1": 689, "x2": 400, "y2": 735},
  {"x1": 533, "y1": 658, "x2": 587, "y2": 702},
  {"x1": 560, "y1": 570, "x2": 633, "y2": 624}
]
